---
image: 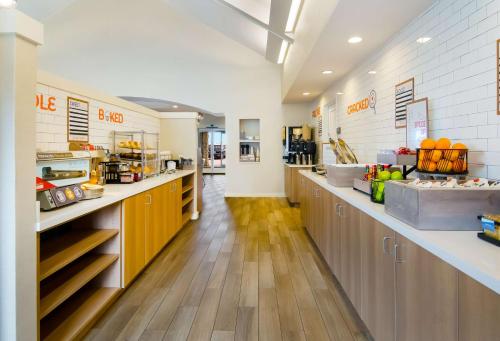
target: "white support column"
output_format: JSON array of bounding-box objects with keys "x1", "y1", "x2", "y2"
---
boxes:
[{"x1": 0, "y1": 8, "x2": 43, "y2": 341}]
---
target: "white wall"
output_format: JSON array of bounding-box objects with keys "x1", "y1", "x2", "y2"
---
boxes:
[
  {"x1": 314, "y1": 0, "x2": 500, "y2": 179},
  {"x1": 36, "y1": 72, "x2": 160, "y2": 151},
  {"x1": 34, "y1": 0, "x2": 312, "y2": 196},
  {"x1": 159, "y1": 113, "x2": 199, "y2": 160}
]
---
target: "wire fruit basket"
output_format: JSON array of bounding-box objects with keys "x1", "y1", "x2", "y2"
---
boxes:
[{"x1": 416, "y1": 148, "x2": 468, "y2": 175}]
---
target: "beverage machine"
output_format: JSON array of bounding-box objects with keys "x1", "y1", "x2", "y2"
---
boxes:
[{"x1": 287, "y1": 139, "x2": 316, "y2": 165}]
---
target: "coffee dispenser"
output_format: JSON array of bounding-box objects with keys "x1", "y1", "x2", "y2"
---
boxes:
[{"x1": 287, "y1": 139, "x2": 316, "y2": 165}]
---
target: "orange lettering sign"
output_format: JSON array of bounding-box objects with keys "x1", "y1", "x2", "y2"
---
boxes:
[
  {"x1": 98, "y1": 108, "x2": 124, "y2": 124},
  {"x1": 36, "y1": 95, "x2": 56, "y2": 112},
  {"x1": 347, "y1": 97, "x2": 369, "y2": 114}
]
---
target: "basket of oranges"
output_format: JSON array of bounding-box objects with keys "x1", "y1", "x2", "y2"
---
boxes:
[{"x1": 416, "y1": 138, "x2": 468, "y2": 175}]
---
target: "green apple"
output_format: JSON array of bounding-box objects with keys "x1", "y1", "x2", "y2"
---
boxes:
[
  {"x1": 378, "y1": 170, "x2": 391, "y2": 181},
  {"x1": 390, "y1": 171, "x2": 404, "y2": 180}
]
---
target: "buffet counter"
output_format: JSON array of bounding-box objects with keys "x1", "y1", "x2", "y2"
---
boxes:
[
  {"x1": 299, "y1": 170, "x2": 500, "y2": 294},
  {"x1": 37, "y1": 170, "x2": 195, "y2": 232}
]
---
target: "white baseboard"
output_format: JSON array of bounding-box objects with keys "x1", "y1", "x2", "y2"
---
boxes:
[{"x1": 224, "y1": 192, "x2": 286, "y2": 198}]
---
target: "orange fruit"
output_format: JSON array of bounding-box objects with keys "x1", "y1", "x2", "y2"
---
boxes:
[
  {"x1": 417, "y1": 159, "x2": 424, "y2": 170},
  {"x1": 453, "y1": 159, "x2": 467, "y2": 173},
  {"x1": 420, "y1": 138, "x2": 436, "y2": 149},
  {"x1": 435, "y1": 138, "x2": 451, "y2": 149},
  {"x1": 430, "y1": 150, "x2": 442, "y2": 162},
  {"x1": 426, "y1": 161, "x2": 437, "y2": 172},
  {"x1": 419, "y1": 150, "x2": 431, "y2": 161},
  {"x1": 437, "y1": 159, "x2": 453, "y2": 173},
  {"x1": 452, "y1": 143, "x2": 467, "y2": 149}
]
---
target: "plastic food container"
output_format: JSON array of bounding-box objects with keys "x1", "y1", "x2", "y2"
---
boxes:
[
  {"x1": 482, "y1": 215, "x2": 500, "y2": 240},
  {"x1": 371, "y1": 179, "x2": 385, "y2": 204},
  {"x1": 326, "y1": 164, "x2": 366, "y2": 187},
  {"x1": 416, "y1": 148, "x2": 468, "y2": 175}
]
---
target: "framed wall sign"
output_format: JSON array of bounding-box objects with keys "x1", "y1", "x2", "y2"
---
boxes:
[
  {"x1": 406, "y1": 98, "x2": 429, "y2": 150},
  {"x1": 395, "y1": 78, "x2": 414, "y2": 128},
  {"x1": 497, "y1": 39, "x2": 500, "y2": 115},
  {"x1": 67, "y1": 97, "x2": 89, "y2": 142}
]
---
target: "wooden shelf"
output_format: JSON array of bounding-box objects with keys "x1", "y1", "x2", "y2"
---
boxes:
[
  {"x1": 40, "y1": 229, "x2": 119, "y2": 281},
  {"x1": 182, "y1": 196, "x2": 193, "y2": 207},
  {"x1": 41, "y1": 286, "x2": 120, "y2": 341},
  {"x1": 182, "y1": 212, "x2": 191, "y2": 226},
  {"x1": 182, "y1": 185, "x2": 193, "y2": 194},
  {"x1": 40, "y1": 254, "x2": 119, "y2": 319}
]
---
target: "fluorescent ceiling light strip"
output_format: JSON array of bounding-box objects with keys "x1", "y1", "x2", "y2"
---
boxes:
[
  {"x1": 285, "y1": 0, "x2": 302, "y2": 33},
  {"x1": 278, "y1": 40, "x2": 289, "y2": 64}
]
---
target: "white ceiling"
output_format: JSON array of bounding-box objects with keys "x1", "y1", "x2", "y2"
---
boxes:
[
  {"x1": 282, "y1": 0, "x2": 435, "y2": 103},
  {"x1": 120, "y1": 97, "x2": 219, "y2": 116},
  {"x1": 18, "y1": 0, "x2": 435, "y2": 106}
]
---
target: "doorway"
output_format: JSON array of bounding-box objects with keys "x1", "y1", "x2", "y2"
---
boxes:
[{"x1": 200, "y1": 128, "x2": 226, "y2": 174}]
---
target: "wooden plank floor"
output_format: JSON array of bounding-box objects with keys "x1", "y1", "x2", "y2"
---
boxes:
[{"x1": 86, "y1": 175, "x2": 371, "y2": 341}]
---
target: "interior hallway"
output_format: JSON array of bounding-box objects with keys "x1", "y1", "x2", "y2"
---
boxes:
[{"x1": 86, "y1": 175, "x2": 370, "y2": 341}]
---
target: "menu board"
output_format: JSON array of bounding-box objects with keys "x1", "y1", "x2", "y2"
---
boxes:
[
  {"x1": 395, "y1": 78, "x2": 414, "y2": 128},
  {"x1": 67, "y1": 97, "x2": 89, "y2": 142},
  {"x1": 406, "y1": 98, "x2": 429, "y2": 150}
]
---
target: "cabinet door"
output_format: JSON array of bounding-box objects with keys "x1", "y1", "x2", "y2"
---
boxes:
[
  {"x1": 458, "y1": 273, "x2": 500, "y2": 341},
  {"x1": 284, "y1": 166, "x2": 291, "y2": 202},
  {"x1": 316, "y1": 187, "x2": 330, "y2": 256},
  {"x1": 144, "y1": 191, "x2": 155, "y2": 263},
  {"x1": 326, "y1": 193, "x2": 341, "y2": 278},
  {"x1": 166, "y1": 182, "x2": 175, "y2": 242},
  {"x1": 173, "y1": 178, "x2": 183, "y2": 233},
  {"x1": 360, "y1": 213, "x2": 395, "y2": 341},
  {"x1": 395, "y1": 234, "x2": 458, "y2": 341},
  {"x1": 123, "y1": 192, "x2": 146, "y2": 287},
  {"x1": 299, "y1": 175, "x2": 308, "y2": 227},
  {"x1": 150, "y1": 185, "x2": 167, "y2": 257},
  {"x1": 339, "y1": 200, "x2": 361, "y2": 311}
]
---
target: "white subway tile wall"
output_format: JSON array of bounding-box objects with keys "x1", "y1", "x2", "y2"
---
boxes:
[
  {"x1": 324, "y1": 0, "x2": 500, "y2": 179},
  {"x1": 36, "y1": 83, "x2": 160, "y2": 151}
]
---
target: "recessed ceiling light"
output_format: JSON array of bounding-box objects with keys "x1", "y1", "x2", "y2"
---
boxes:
[
  {"x1": 277, "y1": 40, "x2": 289, "y2": 64},
  {"x1": 417, "y1": 37, "x2": 432, "y2": 44},
  {"x1": 0, "y1": 0, "x2": 17, "y2": 8},
  {"x1": 368, "y1": 70, "x2": 377, "y2": 75},
  {"x1": 348, "y1": 36, "x2": 363, "y2": 44},
  {"x1": 172, "y1": 105, "x2": 179, "y2": 109},
  {"x1": 302, "y1": 92, "x2": 311, "y2": 96},
  {"x1": 285, "y1": 0, "x2": 303, "y2": 33},
  {"x1": 336, "y1": 92, "x2": 344, "y2": 95},
  {"x1": 322, "y1": 70, "x2": 333, "y2": 75}
]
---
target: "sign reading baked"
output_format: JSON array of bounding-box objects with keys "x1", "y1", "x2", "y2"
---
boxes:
[{"x1": 98, "y1": 108, "x2": 124, "y2": 124}]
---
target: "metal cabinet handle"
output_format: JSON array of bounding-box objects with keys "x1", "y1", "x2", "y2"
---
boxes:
[
  {"x1": 382, "y1": 236, "x2": 391, "y2": 255},
  {"x1": 335, "y1": 203, "x2": 340, "y2": 215},
  {"x1": 338, "y1": 205, "x2": 344, "y2": 217},
  {"x1": 146, "y1": 194, "x2": 152, "y2": 205},
  {"x1": 394, "y1": 244, "x2": 404, "y2": 263}
]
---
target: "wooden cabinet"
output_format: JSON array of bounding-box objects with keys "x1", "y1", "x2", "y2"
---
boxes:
[
  {"x1": 360, "y1": 213, "x2": 395, "y2": 341},
  {"x1": 458, "y1": 273, "x2": 500, "y2": 341},
  {"x1": 123, "y1": 192, "x2": 147, "y2": 286},
  {"x1": 123, "y1": 178, "x2": 185, "y2": 287},
  {"x1": 339, "y1": 200, "x2": 361, "y2": 311},
  {"x1": 325, "y1": 193, "x2": 341, "y2": 278},
  {"x1": 395, "y1": 234, "x2": 458, "y2": 341},
  {"x1": 300, "y1": 176, "x2": 313, "y2": 231},
  {"x1": 170, "y1": 178, "x2": 182, "y2": 236},
  {"x1": 285, "y1": 166, "x2": 312, "y2": 205}
]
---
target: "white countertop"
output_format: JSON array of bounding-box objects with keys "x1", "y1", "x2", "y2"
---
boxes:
[
  {"x1": 37, "y1": 170, "x2": 195, "y2": 233},
  {"x1": 299, "y1": 170, "x2": 500, "y2": 294},
  {"x1": 284, "y1": 163, "x2": 315, "y2": 168}
]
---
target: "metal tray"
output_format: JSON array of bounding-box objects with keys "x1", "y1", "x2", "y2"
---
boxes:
[{"x1": 384, "y1": 180, "x2": 500, "y2": 231}]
